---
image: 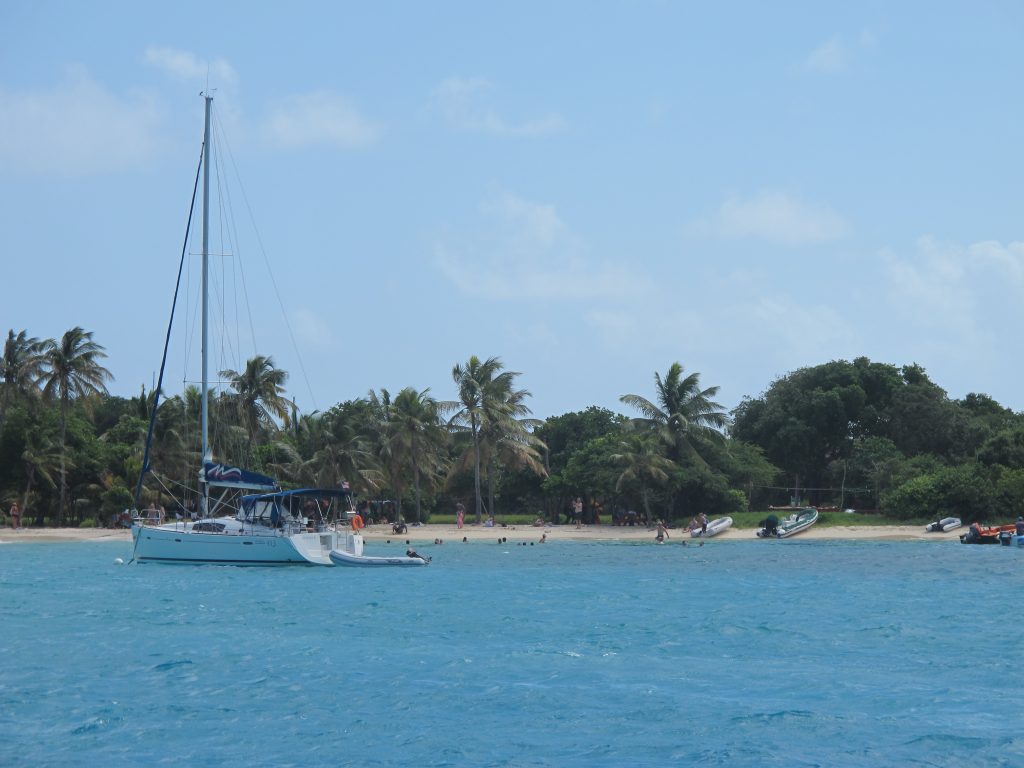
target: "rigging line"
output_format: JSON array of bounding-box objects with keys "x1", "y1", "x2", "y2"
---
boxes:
[
  {"x1": 151, "y1": 471, "x2": 193, "y2": 496},
  {"x1": 216, "y1": 118, "x2": 318, "y2": 413},
  {"x1": 212, "y1": 116, "x2": 255, "y2": 365},
  {"x1": 210, "y1": 115, "x2": 253, "y2": 360},
  {"x1": 212, "y1": 137, "x2": 229, "y2": 376},
  {"x1": 749, "y1": 485, "x2": 875, "y2": 492},
  {"x1": 148, "y1": 472, "x2": 181, "y2": 501},
  {"x1": 135, "y1": 139, "x2": 205, "y2": 508},
  {"x1": 182, "y1": 221, "x2": 192, "y2": 389},
  {"x1": 210, "y1": 120, "x2": 245, "y2": 376},
  {"x1": 208, "y1": 127, "x2": 234, "y2": 381}
]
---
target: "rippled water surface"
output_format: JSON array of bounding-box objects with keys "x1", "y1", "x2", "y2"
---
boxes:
[{"x1": 2, "y1": 538, "x2": 1023, "y2": 767}]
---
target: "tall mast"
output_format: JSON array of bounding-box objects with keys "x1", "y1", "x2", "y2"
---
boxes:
[{"x1": 200, "y1": 94, "x2": 212, "y2": 512}]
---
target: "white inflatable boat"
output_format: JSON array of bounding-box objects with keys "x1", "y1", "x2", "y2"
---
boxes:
[
  {"x1": 328, "y1": 534, "x2": 430, "y2": 567},
  {"x1": 689, "y1": 517, "x2": 733, "y2": 538}
]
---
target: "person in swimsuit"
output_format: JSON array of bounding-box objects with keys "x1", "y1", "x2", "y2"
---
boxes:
[{"x1": 655, "y1": 520, "x2": 670, "y2": 543}]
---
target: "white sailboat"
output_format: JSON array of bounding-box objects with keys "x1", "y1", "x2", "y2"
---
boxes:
[{"x1": 130, "y1": 95, "x2": 354, "y2": 566}]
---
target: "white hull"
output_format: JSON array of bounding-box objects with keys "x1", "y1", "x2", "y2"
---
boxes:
[
  {"x1": 776, "y1": 518, "x2": 816, "y2": 538},
  {"x1": 329, "y1": 549, "x2": 429, "y2": 567},
  {"x1": 757, "y1": 509, "x2": 819, "y2": 539},
  {"x1": 689, "y1": 517, "x2": 733, "y2": 538},
  {"x1": 132, "y1": 522, "x2": 341, "y2": 565}
]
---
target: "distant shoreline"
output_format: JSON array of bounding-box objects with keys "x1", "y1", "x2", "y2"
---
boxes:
[{"x1": 0, "y1": 523, "x2": 964, "y2": 544}]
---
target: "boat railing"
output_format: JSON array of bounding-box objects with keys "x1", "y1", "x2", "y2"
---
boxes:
[{"x1": 132, "y1": 509, "x2": 165, "y2": 527}]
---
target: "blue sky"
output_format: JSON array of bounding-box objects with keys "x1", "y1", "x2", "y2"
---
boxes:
[{"x1": 2, "y1": 2, "x2": 1023, "y2": 420}]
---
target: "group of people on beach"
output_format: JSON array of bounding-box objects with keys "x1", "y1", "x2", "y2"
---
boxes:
[
  {"x1": 654, "y1": 512, "x2": 708, "y2": 543},
  {"x1": 563, "y1": 496, "x2": 603, "y2": 527}
]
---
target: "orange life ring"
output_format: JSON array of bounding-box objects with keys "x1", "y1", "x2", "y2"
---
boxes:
[{"x1": 350, "y1": 514, "x2": 364, "y2": 531}]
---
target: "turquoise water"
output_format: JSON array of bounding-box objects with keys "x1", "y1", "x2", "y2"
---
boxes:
[{"x1": 1, "y1": 538, "x2": 1022, "y2": 767}]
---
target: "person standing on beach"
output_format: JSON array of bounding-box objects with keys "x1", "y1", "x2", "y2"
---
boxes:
[
  {"x1": 456, "y1": 502, "x2": 465, "y2": 529},
  {"x1": 9, "y1": 502, "x2": 21, "y2": 530},
  {"x1": 573, "y1": 497, "x2": 583, "y2": 529}
]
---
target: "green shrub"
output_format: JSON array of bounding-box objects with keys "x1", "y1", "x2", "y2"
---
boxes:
[{"x1": 882, "y1": 464, "x2": 994, "y2": 522}]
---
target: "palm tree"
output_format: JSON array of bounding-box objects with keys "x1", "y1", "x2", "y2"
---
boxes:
[
  {"x1": 0, "y1": 329, "x2": 46, "y2": 436},
  {"x1": 450, "y1": 355, "x2": 518, "y2": 524},
  {"x1": 20, "y1": 429, "x2": 63, "y2": 527},
  {"x1": 611, "y1": 434, "x2": 675, "y2": 523},
  {"x1": 38, "y1": 327, "x2": 112, "y2": 525},
  {"x1": 477, "y1": 384, "x2": 546, "y2": 519},
  {"x1": 272, "y1": 409, "x2": 381, "y2": 493},
  {"x1": 219, "y1": 355, "x2": 291, "y2": 445},
  {"x1": 367, "y1": 389, "x2": 408, "y2": 521},
  {"x1": 372, "y1": 386, "x2": 450, "y2": 524},
  {"x1": 147, "y1": 396, "x2": 189, "y2": 486},
  {"x1": 620, "y1": 362, "x2": 729, "y2": 465}
]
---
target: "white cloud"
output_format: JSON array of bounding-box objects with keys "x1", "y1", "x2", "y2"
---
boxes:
[
  {"x1": 263, "y1": 92, "x2": 378, "y2": 149},
  {"x1": 0, "y1": 68, "x2": 164, "y2": 174},
  {"x1": 803, "y1": 31, "x2": 879, "y2": 74},
  {"x1": 872, "y1": 236, "x2": 1024, "y2": 393},
  {"x1": 694, "y1": 191, "x2": 848, "y2": 245},
  {"x1": 432, "y1": 77, "x2": 566, "y2": 137},
  {"x1": 882, "y1": 236, "x2": 1024, "y2": 336},
  {"x1": 804, "y1": 37, "x2": 850, "y2": 73},
  {"x1": 145, "y1": 47, "x2": 238, "y2": 86},
  {"x1": 746, "y1": 296, "x2": 859, "y2": 354},
  {"x1": 860, "y1": 28, "x2": 880, "y2": 49},
  {"x1": 884, "y1": 237, "x2": 967, "y2": 320},
  {"x1": 434, "y1": 193, "x2": 647, "y2": 301},
  {"x1": 584, "y1": 309, "x2": 642, "y2": 350},
  {"x1": 290, "y1": 309, "x2": 334, "y2": 347},
  {"x1": 968, "y1": 239, "x2": 1024, "y2": 285}
]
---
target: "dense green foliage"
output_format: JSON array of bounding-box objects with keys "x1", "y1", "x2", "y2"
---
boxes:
[
  {"x1": 732, "y1": 358, "x2": 1024, "y2": 520},
  {"x1": 3, "y1": 329, "x2": 1023, "y2": 528}
]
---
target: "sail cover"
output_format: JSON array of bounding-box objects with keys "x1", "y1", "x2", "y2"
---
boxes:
[{"x1": 202, "y1": 462, "x2": 278, "y2": 491}]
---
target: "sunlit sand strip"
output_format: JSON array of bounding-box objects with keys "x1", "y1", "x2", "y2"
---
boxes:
[{"x1": 0, "y1": 523, "x2": 964, "y2": 545}]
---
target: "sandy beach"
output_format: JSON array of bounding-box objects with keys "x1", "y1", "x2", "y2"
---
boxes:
[{"x1": 0, "y1": 523, "x2": 964, "y2": 545}]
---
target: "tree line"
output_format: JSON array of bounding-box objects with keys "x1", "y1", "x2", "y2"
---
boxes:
[{"x1": 3, "y1": 327, "x2": 1023, "y2": 527}]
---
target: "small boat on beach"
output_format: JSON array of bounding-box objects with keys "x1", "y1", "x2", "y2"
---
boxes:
[
  {"x1": 757, "y1": 508, "x2": 818, "y2": 539},
  {"x1": 925, "y1": 517, "x2": 961, "y2": 533},
  {"x1": 690, "y1": 517, "x2": 733, "y2": 538},
  {"x1": 960, "y1": 523, "x2": 1016, "y2": 545}
]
